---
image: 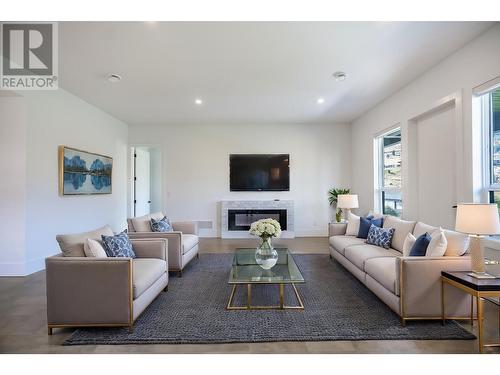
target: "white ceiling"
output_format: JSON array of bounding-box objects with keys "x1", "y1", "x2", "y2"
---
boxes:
[{"x1": 59, "y1": 22, "x2": 493, "y2": 125}]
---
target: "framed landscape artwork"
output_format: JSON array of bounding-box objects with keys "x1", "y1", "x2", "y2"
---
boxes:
[{"x1": 59, "y1": 146, "x2": 113, "y2": 195}]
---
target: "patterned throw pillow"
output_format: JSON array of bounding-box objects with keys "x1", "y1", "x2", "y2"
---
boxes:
[
  {"x1": 150, "y1": 216, "x2": 173, "y2": 232},
  {"x1": 101, "y1": 230, "x2": 136, "y2": 258},
  {"x1": 366, "y1": 224, "x2": 395, "y2": 249}
]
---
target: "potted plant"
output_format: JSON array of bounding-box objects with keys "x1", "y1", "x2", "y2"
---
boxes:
[{"x1": 328, "y1": 188, "x2": 350, "y2": 222}]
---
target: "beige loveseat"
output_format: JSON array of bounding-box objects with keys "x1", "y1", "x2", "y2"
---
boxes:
[
  {"x1": 329, "y1": 216, "x2": 473, "y2": 325},
  {"x1": 127, "y1": 212, "x2": 199, "y2": 276},
  {"x1": 46, "y1": 225, "x2": 168, "y2": 334}
]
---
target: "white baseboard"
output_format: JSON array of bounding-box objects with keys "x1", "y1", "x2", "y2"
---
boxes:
[
  {"x1": 199, "y1": 233, "x2": 219, "y2": 238},
  {"x1": 294, "y1": 229, "x2": 328, "y2": 237},
  {"x1": 0, "y1": 261, "x2": 26, "y2": 276},
  {"x1": 0, "y1": 256, "x2": 47, "y2": 276}
]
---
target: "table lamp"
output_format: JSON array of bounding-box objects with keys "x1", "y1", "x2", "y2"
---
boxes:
[
  {"x1": 455, "y1": 203, "x2": 500, "y2": 278},
  {"x1": 337, "y1": 194, "x2": 359, "y2": 221}
]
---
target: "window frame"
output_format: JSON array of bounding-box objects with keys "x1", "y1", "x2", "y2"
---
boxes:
[
  {"x1": 477, "y1": 85, "x2": 500, "y2": 242},
  {"x1": 482, "y1": 88, "x2": 500, "y2": 203},
  {"x1": 374, "y1": 126, "x2": 402, "y2": 216}
]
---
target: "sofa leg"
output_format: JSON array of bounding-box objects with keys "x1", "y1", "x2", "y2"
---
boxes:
[
  {"x1": 329, "y1": 254, "x2": 332, "y2": 260},
  {"x1": 178, "y1": 270, "x2": 183, "y2": 278},
  {"x1": 163, "y1": 285, "x2": 168, "y2": 292},
  {"x1": 196, "y1": 253, "x2": 199, "y2": 259},
  {"x1": 48, "y1": 326, "x2": 53, "y2": 335}
]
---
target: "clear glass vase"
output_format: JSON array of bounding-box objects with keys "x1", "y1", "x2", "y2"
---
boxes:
[{"x1": 255, "y1": 236, "x2": 278, "y2": 269}]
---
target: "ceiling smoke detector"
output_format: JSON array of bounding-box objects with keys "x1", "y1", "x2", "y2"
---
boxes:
[
  {"x1": 333, "y1": 71, "x2": 347, "y2": 81},
  {"x1": 107, "y1": 74, "x2": 122, "y2": 83}
]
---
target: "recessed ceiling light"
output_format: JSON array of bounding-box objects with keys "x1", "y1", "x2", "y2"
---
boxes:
[
  {"x1": 107, "y1": 74, "x2": 122, "y2": 83},
  {"x1": 195, "y1": 99, "x2": 203, "y2": 105},
  {"x1": 333, "y1": 71, "x2": 347, "y2": 81},
  {"x1": 317, "y1": 97, "x2": 325, "y2": 104}
]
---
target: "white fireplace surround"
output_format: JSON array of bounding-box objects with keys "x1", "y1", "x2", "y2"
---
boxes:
[{"x1": 220, "y1": 200, "x2": 295, "y2": 238}]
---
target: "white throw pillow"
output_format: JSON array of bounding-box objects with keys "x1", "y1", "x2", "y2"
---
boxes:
[
  {"x1": 345, "y1": 212, "x2": 360, "y2": 236},
  {"x1": 443, "y1": 230, "x2": 470, "y2": 256},
  {"x1": 84, "y1": 238, "x2": 108, "y2": 258},
  {"x1": 426, "y1": 228, "x2": 448, "y2": 257},
  {"x1": 402, "y1": 232, "x2": 416, "y2": 257},
  {"x1": 130, "y1": 211, "x2": 164, "y2": 232},
  {"x1": 383, "y1": 216, "x2": 416, "y2": 253}
]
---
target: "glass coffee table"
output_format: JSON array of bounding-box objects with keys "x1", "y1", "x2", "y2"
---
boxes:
[{"x1": 227, "y1": 248, "x2": 305, "y2": 310}]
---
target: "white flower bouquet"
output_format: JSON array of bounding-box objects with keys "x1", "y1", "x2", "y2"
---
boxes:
[{"x1": 249, "y1": 218, "x2": 282, "y2": 239}]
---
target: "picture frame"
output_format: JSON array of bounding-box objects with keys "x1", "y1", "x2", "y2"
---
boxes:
[{"x1": 58, "y1": 145, "x2": 113, "y2": 195}]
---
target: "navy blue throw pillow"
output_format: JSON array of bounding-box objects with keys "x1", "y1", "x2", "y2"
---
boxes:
[
  {"x1": 101, "y1": 230, "x2": 136, "y2": 258},
  {"x1": 151, "y1": 216, "x2": 173, "y2": 232},
  {"x1": 357, "y1": 216, "x2": 384, "y2": 239},
  {"x1": 409, "y1": 232, "x2": 432, "y2": 256}
]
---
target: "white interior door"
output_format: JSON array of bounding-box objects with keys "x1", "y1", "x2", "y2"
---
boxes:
[
  {"x1": 415, "y1": 103, "x2": 456, "y2": 229},
  {"x1": 134, "y1": 148, "x2": 151, "y2": 217}
]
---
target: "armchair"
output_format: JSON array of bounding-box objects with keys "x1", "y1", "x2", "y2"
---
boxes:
[
  {"x1": 46, "y1": 238, "x2": 168, "y2": 335},
  {"x1": 127, "y1": 212, "x2": 199, "y2": 276}
]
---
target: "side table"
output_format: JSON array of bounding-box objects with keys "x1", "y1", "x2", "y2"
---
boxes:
[{"x1": 441, "y1": 271, "x2": 500, "y2": 353}]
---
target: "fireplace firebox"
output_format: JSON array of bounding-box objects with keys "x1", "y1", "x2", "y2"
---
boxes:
[{"x1": 227, "y1": 209, "x2": 287, "y2": 231}]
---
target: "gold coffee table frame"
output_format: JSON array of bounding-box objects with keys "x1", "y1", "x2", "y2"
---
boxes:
[
  {"x1": 227, "y1": 248, "x2": 305, "y2": 311},
  {"x1": 226, "y1": 283, "x2": 304, "y2": 310}
]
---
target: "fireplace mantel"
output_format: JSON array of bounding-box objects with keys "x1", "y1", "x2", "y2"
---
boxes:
[{"x1": 220, "y1": 200, "x2": 294, "y2": 238}]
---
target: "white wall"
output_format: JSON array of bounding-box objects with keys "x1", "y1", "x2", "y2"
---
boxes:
[
  {"x1": 129, "y1": 122, "x2": 351, "y2": 237},
  {"x1": 0, "y1": 95, "x2": 27, "y2": 275},
  {"x1": 0, "y1": 89, "x2": 128, "y2": 275},
  {"x1": 351, "y1": 24, "x2": 500, "y2": 220}
]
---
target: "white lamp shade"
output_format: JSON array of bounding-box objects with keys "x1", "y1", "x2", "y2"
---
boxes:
[
  {"x1": 337, "y1": 194, "x2": 359, "y2": 209},
  {"x1": 455, "y1": 203, "x2": 500, "y2": 235}
]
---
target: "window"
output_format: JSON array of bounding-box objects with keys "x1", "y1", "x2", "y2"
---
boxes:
[
  {"x1": 375, "y1": 128, "x2": 402, "y2": 216},
  {"x1": 483, "y1": 88, "x2": 500, "y2": 208}
]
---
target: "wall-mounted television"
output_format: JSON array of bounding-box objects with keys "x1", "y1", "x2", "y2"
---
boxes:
[{"x1": 229, "y1": 154, "x2": 290, "y2": 191}]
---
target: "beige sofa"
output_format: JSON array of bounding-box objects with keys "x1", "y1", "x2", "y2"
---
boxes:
[
  {"x1": 329, "y1": 216, "x2": 473, "y2": 325},
  {"x1": 46, "y1": 226, "x2": 168, "y2": 334},
  {"x1": 127, "y1": 212, "x2": 199, "y2": 276}
]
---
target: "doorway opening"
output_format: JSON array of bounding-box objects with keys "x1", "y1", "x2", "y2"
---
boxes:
[{"x1": 131, "y1": 146, "x2": 162, "y2": 217}]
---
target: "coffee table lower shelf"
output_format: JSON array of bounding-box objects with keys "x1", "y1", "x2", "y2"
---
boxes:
[{"x1": 226, "y1": 283, "x2": 304, "y2": 310}]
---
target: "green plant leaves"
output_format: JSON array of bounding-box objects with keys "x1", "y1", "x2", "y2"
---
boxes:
[{"x1": 328, "y1": 188, "x2": 350, "y2": 206}]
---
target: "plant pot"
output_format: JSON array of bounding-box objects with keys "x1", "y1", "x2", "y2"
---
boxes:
[
  {"x1": 335, "y1": 209, "x2": 342, "y2": 223},
  {"x1": 255, "y1": 237, "x2": 278, "y2": 270}
]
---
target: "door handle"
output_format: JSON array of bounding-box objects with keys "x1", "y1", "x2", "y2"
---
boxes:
[{"x1": 148, "y1": 200, "x2": 151, "y2": 204}]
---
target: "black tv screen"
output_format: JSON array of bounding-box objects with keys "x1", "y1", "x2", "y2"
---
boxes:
[{"x1": 230, "y1": 154, "x2": 290, "y2": 191}]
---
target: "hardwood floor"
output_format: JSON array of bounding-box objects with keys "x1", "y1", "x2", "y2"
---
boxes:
[{"x1": 0, "y1": 237, "x2": 498, "y2": 354}]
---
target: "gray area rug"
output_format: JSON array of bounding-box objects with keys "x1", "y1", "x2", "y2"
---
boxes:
[{"x1": 65, "y1": 254, "x2": 475, "y2": 345}]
